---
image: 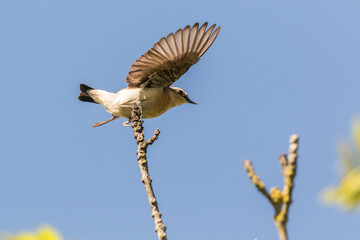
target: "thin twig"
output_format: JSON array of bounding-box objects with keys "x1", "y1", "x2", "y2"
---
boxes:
[
  {"x1": 130, "y1": 103, "x2": 167, "y2": 240},
  {"x1": 243, "y1": 160, "x2": 273, "y2": 204},
  {"x1": 243, "y1": 134, "x2": 299, "y2": 240}
]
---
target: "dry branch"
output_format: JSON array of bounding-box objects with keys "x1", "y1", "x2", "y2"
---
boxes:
[{"x1": 130, "y1": 103, "x2": 167, "y2": 240}]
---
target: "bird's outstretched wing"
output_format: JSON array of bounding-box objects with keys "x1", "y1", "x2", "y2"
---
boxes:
[{"x1": 125, "y1": 22, "x2": 221, "y2": 88}]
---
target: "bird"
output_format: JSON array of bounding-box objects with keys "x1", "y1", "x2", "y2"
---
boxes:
[{"x1": 78, "y1": 22, "x2": 221, "y2": 127}]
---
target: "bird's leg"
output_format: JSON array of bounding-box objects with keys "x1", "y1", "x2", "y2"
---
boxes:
[{"x1": 92, "y1": 115, "x2": 119, "y2": 127}]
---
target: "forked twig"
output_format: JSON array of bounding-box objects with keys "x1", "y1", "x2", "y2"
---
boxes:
[
  {"x1": 130, "y1": 103, "x2": 167, "y2": 240},
  {"x1": 243, "y1": 134, "x2": 299, "y2": 240}
]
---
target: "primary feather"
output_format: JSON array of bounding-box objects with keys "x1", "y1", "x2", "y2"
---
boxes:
[{"x1": 126, "y1": 22, "x2": 221, "y2": 89}]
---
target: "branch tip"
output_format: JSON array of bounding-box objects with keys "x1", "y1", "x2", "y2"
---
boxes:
[
  {"x1": 289, "y1": 134, "x2": 299, "y2": 144},
  {"x1": 243, "y1": 134, "x2": 300, "y2": 240}
]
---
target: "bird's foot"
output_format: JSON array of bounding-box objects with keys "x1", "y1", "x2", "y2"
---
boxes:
[{"x1": 122, "y1": 119, "x2": 132, "y2": 127}]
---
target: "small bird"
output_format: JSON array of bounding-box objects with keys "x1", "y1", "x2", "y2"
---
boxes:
[{"x1": 78, "y1": 22, "x2": 221, "y2": 127}]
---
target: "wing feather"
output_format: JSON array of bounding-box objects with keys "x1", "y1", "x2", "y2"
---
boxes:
[
  {"x1": 196, "y1": 24, "x2": 216, "y2": 54},
  {"x1": 159, "y1": 37, "x2": 174, "y2": 58},
  {"x1": 192, "y1": 22, "x2": 208, "y2": 52},
  {"x1": 183, "y1": 25, "x2": 191, "y2": 55},
  {"x1": 175, "y1": 29, "x2": 183, "y2": 55},
  {"x1": 188, "y1": 23, "x2": 199, "y2": 54},
  {"x1": 126, "y1": 23, "x2": 221, "y2": 88},
  {"x1": 199, "y1": 26, "x2": 221, "y2": 57},
  {"x1": 149, "y1": 48, "x2": 169, "y2": 62},
  {"x1": 167, "y1": 33, "x2": 180, "y2": 56}
]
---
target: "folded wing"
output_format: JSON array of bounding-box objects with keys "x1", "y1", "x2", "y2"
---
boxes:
[{"x1": 126, "y1": 22, "x2": 221, "y2": 88}]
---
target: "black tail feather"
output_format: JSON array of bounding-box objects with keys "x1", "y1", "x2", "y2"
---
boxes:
[
  {"x1": 78, "y1": 84, "x2": 98, "y2": 104},
  {"x1": 80, "y1": 84, "x2": 94, "y2": 93}
]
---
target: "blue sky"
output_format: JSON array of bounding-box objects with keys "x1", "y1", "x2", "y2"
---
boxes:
[{"x1": 1, "y1": 0, "x2": 360, "y2": 239}]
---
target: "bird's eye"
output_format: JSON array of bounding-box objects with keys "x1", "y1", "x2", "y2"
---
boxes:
[{"x1": 178, "y1": 91, "x2": 185, "y2": 96}]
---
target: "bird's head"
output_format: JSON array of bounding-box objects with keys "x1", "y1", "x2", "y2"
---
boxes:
[{"x1": 170, "y1": 87, "x2": 197, "y2": 106}]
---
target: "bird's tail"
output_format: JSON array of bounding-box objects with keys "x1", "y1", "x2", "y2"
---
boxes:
[{"x1": 78, "y1": 84, "x2": 98, "y2": 104}]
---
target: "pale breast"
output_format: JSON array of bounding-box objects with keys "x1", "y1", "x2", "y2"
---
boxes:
[{"x1": 140, "y1": 88, "x2": 172, "y2": 118}]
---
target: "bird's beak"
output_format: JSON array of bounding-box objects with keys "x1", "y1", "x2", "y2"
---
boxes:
[{"x1": 187, "y1": 98, "x2": 198, "y2": 105}]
